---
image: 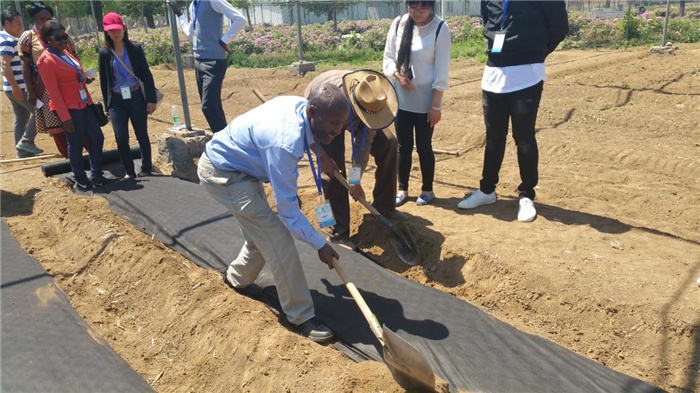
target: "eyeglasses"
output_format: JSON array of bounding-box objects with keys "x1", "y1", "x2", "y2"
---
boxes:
[
  {"x1": 408, "y1": 1, "x2": 431, "y2": 10},
  {"x1": 51, "y1": 34, "x2": 69, "y2": 41}
]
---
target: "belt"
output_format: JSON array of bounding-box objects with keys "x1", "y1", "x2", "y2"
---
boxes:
[{"x1": 114, "y1": 85, "x2": 141, "y2": 95}]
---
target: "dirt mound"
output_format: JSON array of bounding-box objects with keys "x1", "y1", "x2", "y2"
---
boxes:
[{"x1": 2, "y1": 45, "x2": 699, "y2": 392}]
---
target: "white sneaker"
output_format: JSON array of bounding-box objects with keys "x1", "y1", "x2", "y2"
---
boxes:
[
  {"x1": 458, "y1": 190, "x2": 496, "y2": 209},
  {"x1": 517, "y1": 197, "x2": 537, "y2": 222}
]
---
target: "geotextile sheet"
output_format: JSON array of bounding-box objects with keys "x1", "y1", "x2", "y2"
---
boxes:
[
  {"x1": 1, "y1": 222, "x2": 154, "y2": 393},
  {"x1": 54, "y1": 172, "x2": 664, "y2": 393}
]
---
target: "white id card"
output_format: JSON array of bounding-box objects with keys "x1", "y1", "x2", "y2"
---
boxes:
[
  {"x1": 120, "y1": 85, "x2": 132, "y2": 99},
  {"x1": 36, "y1": 99, "x2": 44, "y2": 109},
  {"x1": 79, "y1": 89, "x2": 88, "y2": 103},
  {"x1": 348, "y1": 167, "x2": 362, "y2": 185},
  {"x1": 492, "y1": 33, "x2": 506, "y2": 53},
  {"x1": 314, "y1": 200, "x2": 336, "y2": 229}
]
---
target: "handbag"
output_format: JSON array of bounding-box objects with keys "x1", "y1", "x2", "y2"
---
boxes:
[
  {"x1": 110, "y1": 47, "x2": 164, "y2": 108},
  {"x1": 91, "y1": 102, "x2": 110, "y2": 127}
]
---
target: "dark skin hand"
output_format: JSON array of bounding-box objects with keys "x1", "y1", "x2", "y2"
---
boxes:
[
  {"x1": 317, "y1": 243, "x2": 339, "y2": 269},
  {"x1": 62, "y1": 119, "x2": 75, "y2": 133},
  {"x1": 219, "y1": 39, "x2": 234, "y2": 54},
  {"x1": 166, "y1": 0, "x2": 182, "y2": 16}
]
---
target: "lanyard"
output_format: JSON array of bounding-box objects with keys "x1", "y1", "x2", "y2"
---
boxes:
[
  {"x1": 33, "y1": 26, "x2": 46, "y2": 49},
  {"x1": 303, "y1": 128, "x2": 323, "y2": 198},
  {"x1": 191, "y1": 0, "x2": 202, "y2": 32},
  {"x1": 48, "y1": 48, "x2": 82, "y2": 84},
  {"x1": 500, "y1": 0, "x2": 509, "y2": 30},
  {"x1": 114, "y1": 50, "x2": 130, "y2": 84},
  {"x1": 348, "y1": 109, "x2": 368, "y2": 164}
]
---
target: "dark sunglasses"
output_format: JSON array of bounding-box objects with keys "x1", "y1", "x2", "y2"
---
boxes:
[
  {"x1": 407, "y1": 1, "x2": 432, "y2": 9},
  {"x1": 51, "y1": 34, "x2": 69, "y2": 42}
]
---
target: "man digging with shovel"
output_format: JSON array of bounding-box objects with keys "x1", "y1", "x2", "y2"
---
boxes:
[
  {"x1": 197, "y1": 84, "x2": 348, "y2": 344},
  {"x1": 304, "y1": 69, "x2": 402, "y2": 251}
]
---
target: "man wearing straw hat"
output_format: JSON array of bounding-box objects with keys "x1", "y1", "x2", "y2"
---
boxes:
[
  {"x1": 304, "y1": 69, "x2": 400, "y2": 250},
  {"x1": 198, "y1": 84, "x2": 349, "y2": 344}
]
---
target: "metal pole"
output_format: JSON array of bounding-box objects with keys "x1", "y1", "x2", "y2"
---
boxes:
[
  {"x1": 661, "y1": 0, "x2": 671, "y2": 46},
  {"x1": 89, "y1": 0, "x2": 102, "y2": 48},
  {"x1": 14, "y1": 0, "x2": 21, "y2": 14},
  {"x1": 168, "y1": 5, "x2": 192, "y2": 130},
  {"x1": 441, "y1": 0, "x2": 444, "y2": 20},
  {"x1": 625, "y1": 1, "x2": 631, "y2": 40},
  {"x1": 295, "y1": 0, "x2": 303, "y2": 61}
]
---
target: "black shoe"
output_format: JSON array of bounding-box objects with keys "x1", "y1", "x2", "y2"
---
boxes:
[
  {"x1": 91, "y1": 178, "x2": 104, "y2": 187},
  {"x1": 137, "y1": 171, "x2": 152, "y2": 177},
  {"x1": 222, "y1": 274, "x2": 264, "y2": 298},
  {"x1": 293, "y1": 317, "x2": 334, "y2": 344},
  {"x1": 329, "y1": 235, "x2": 357, "y2": 251},
  {"x1": 73, "y1": 180, "x2": 92, "y2": 191}
]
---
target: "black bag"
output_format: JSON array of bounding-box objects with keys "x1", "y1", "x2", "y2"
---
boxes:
[{"x1": 91, "y1": 102, "x2": 109, "y2": 127}]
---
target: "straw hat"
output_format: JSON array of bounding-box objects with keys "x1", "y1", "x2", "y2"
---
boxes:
[{"x1": 342, "y1": 69, "x2": 398, "y2": 130}]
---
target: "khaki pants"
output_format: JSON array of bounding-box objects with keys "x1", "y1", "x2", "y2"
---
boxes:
[{"x1": 197, "y1": 153, "x2": 314, "y2": 325}]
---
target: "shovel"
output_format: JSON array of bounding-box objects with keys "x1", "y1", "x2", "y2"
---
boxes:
[
  {"x1": 333, "y1": 171, "x2": 420, "y2": 265},
  {"x1": 332, "y1": 256, "x2": 439, "y2": 391}
]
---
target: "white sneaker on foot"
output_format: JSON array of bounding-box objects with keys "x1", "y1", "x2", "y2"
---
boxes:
[
  {"x1": 458, "y1": 190, "x2": 496, "y2": 209},
  {"x1": 517, "y1": 197, "x2": 537, "y2": 222}
]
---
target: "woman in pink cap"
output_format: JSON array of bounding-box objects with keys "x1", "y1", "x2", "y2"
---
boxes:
[{"x1": 98, "y1": 12, "x2": 157, "y2": 179}]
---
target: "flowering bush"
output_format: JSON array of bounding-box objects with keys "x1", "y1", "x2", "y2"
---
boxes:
[
  {"x1": 565, "y1": 6, "x2": 700, "y2": 48},
  {"x1": 73, "y1": 10, "x2": 697, "y2": 68}
]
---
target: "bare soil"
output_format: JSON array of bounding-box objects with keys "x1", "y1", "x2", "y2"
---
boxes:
[{"x1": 2, "y1": 45, "x2": 699, "y2": 393}]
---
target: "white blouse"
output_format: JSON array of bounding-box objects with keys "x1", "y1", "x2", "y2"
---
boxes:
[{"x1": 383, "y1": 14, "x2": 451, "y2": 113}]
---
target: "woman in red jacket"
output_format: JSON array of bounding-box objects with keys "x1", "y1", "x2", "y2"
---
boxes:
[{"x1": 37, "y1": 19, "x2": 104, "y2": 190}]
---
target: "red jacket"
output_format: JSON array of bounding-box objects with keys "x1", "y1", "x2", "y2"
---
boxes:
[{"x1": 36, "y1": 49, "x2": 93, "y2": 122}]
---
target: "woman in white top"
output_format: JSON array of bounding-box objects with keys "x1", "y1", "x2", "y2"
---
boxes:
[{"x1": 383, "y1": 1, "x2": 450, "y2": 206}]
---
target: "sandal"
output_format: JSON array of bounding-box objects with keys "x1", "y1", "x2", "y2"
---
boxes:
[{"x1": 395, "y1": 191, "x2": 409, "y2": 207}]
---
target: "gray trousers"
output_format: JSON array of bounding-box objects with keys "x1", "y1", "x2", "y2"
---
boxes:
[
  {"x1": 5, "y1": 91, "x2": 36, "y2": 146},
  {"x1": 195, "y1": 58, "x2": 228, "y2": 133},
  {"x1": 197, "y1": 153, "x2": 315, "y2": 325}
]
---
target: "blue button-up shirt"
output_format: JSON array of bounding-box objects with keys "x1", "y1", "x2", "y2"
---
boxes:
[{"x1": 206, "y1": 96, "x2": 326, "y2": 250}]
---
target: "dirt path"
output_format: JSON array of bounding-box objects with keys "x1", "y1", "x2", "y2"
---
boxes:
[{"x1": 2, "y1": 45, "x2": 699, "y2": 392}]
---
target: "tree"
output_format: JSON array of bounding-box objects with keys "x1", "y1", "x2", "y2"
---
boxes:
[{"x1": 300, "y1": 0, "x2": 356, "y2": 31}]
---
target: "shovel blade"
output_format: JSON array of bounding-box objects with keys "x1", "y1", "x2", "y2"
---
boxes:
[
  {"x1": 387, "y1": 222, "x2": 421, "y2": 266},
  {"x1": 381, "y1": 325, "x2": 436, "y2": 392}
]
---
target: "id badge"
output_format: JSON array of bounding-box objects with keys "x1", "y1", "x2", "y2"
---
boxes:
[
  {"x1": 79, "y1": 89, "x2": 88, "y2": 103},
  {"x1": 492, "y1": 33, "x2": 506, "y2": 53},
  {"x1": 120, "y1": 85, "x2": 132, "y2": 99},
  {"x1": 314, "y1": 200, "x2": 336, "y2": 229},
  {"x1": 348, "y1": 167, "x2": 362, "y2": 185}
]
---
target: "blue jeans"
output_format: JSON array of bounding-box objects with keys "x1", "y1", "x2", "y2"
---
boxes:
[
  {"x1": 66, "y1": 108, "x2": 104, "y2": 183},
  {"x1": 108, "y1": 91, "x2": 152, "y2": 177}
]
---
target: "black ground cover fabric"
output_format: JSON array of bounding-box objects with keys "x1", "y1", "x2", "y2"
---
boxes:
[
  {"x1": 0, "y1": 222, "x2": 154, "y2": 393},
  {"x1": 55, "y1": 169, "x2": 665, "y2": 393}
]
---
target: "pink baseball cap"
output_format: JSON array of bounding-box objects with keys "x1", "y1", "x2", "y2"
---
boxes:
[{"x1": 103, "y1": 12, "x2": 124, "y2": 31}]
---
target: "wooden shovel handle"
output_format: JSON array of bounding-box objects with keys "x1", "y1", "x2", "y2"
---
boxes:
[
  {"x1": 332, "y1": 257, "x2": 384, "y2": 340},
  {"x1": 332, "y1": 170, "x2": 382, "y2": 218}
]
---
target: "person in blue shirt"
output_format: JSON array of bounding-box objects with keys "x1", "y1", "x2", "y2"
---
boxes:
[{"x1": 197, "y1": 84, "x2": 349, "y2": 344}]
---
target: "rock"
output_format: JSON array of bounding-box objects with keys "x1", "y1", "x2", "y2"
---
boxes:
[{"x1": 156, "y1": 130, "x2": 212, "y2": 183}]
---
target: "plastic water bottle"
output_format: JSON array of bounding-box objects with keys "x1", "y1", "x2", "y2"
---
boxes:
[{"x1": 172, "y1": 105, "x2": 181, "y2": 127}]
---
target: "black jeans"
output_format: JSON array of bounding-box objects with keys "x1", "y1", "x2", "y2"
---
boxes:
[
  {"x1": 195, "y1": 58, "x2": 228, "y2": 133},
  {"x1": 109, "y1": 92, "x2": 152, "y2": 177},
  {"x1": 396, "y1": 109, "x2": 434, "y2": 192},
  {"x1": 66, "y1": 108, "x2": 104, "y2": 183},
  {"x1": 321, "y1": 129, "x2": 398, "y2": 238},
  {"x1": 480, "y1": 81, "x2": 543, "y2": 200}
]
